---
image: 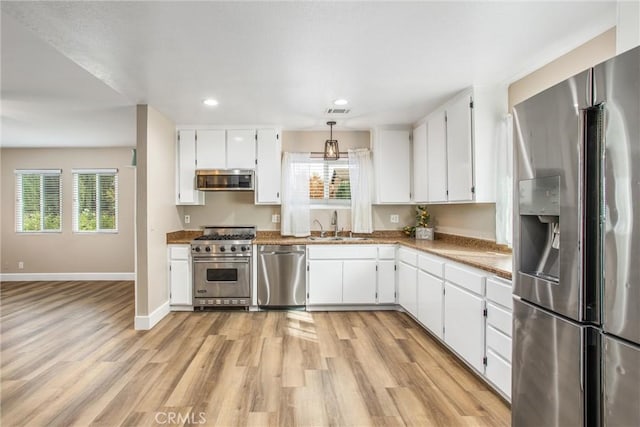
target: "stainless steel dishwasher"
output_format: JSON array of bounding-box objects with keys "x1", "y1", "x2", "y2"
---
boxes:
[{"x1": 257, "y1": 245, "x2": 306, "y2": 307}]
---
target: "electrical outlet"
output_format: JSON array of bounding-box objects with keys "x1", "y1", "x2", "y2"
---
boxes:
[
  {"x1": 390, "y1": 214, "x2": 399, "y2": 223},
  {"x1": 271, "y1": 214, "x2": 281, "y2": 223},
  {"x1": 184, "y1": 215, "x2": 191, "y2": 224},
  {"x1": 18, "y1": 261, "x2": 24, "y2": 270}
]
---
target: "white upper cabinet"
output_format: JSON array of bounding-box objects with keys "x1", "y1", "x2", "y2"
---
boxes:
[
  {"x1": 176, "y1": 130, "x2": 205, "y2": 205},
  {"x1": 195, "y1": 129, "x2": 226, "y2": 169},
  {"x1": 446, "y1": 93, "x2": 474, "y2": 201},
  {"x1": 416, "y1": 85, "x2": 506, "y2": 204},
  {"x1": 426, "y1": 110, "x2": 448, "y2": 203},
  {"x1": 373, "y1": 128, "x2": 411, "y2": 204},
  {"x1": 193, "y1": 129, "x2": 256, "y2": 170},
  {"x1": 255, "y1": 129, "x2": 281, "y2": 204},
  {"x1": 226, "y1": 129, "x2": 257, "y2": 169},
  {"x1": 412, "y1": 122, "x2": 428, "y2": 203}
]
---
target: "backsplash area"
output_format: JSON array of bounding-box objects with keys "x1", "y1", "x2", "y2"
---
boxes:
[
  {"x1": 179, "y1": 192, "x2": 413, "y2": 232},
  {"x1": 179, "y1": 193, "x2": 497, "y2": 241}
]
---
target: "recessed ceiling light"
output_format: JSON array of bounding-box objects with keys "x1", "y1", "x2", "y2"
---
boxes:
[
  {"x1": 333, "y1": 99, "x2": 348, "y2": 106},
  {"x1": 203, "y1": 98, "x2": 219, "y2": 107}
]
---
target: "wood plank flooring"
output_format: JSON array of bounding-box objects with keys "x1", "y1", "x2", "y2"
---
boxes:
[{"x1": 1, "y1": 280, "x2": 510, "y2": 426}]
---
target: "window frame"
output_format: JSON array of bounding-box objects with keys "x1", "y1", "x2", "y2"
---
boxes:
[
  {"x1": 15, "y1": 169, "x2": 63, "y2": 233},
  {"x1": 72, "y1": 168, "x2": 119, "y2": 234}
]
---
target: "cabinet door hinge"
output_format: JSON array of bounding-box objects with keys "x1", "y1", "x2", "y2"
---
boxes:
[
  {"x1": 376, "y1": 265, "x2": 378, "y2": 271},
  {"x1": 483, "y1": 308, "x2": 488, "y2": 317},
  {"x1": 375, "y1": 292, "x2": 378, "y2": 299},
  {"x1": 307, "y1": 265, "x2": 309, "y2": 271},
  {"x1": 443, "y1": 287, "x2": 446, "y2": 295},
  {"x1": 470, "y1": 101, "x2": 474, "y2": 109},
  {"x1": 483, "y1": 356, "x2": 487, "y2": 366},
  {"x1": 471, "y1": 186, "x2": 475, "y2": 194},
  {"x1": 394, "y1": 265, "x2": 397, "y2": 271},
  {"x1": 177, "y1": 133, "x2": 181, "y2": 141},
  {"x1": 255, "y1": 133, "x2": 258, "y2": 141},
  {"x1": 195, "y1": 132, "x2": 198, "y2": 142},
  {"x1": 445, "y1": 113, "x2": 448, "y2": 122},
  {"x1": 307, "y1": 292, "x2": 309, "y2": 298},
  {"x1": 169, "y1": 265, "x2": 172, "y2": 271},
  {"x1": 255, "y1": 159, "x2": 258, "y2": 165},
  {"x1": 277, "y1": 133, "x2": 279, "y2": 140},
  {"x1": 446, "y1": 190, "x2": 449, "y2": 196},
  {"x1": 394, "y1": 291, "x2": 397, "y2": 299}
]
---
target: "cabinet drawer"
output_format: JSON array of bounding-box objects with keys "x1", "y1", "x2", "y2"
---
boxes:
[
  {"x1": 398, "y1": 248, "x2": 418, "y2": 266},
  {"x1": 487, "y1": 325, "x2": 512, "y2": 362},
  {"x1": 486, "y1": 277, "x2": 512, "y2": 309},
  {"x1": 486, "y1": 349, "x2": 511, "y2": 399},
  {"x1": 169, "y1": 245, "x2": 190, "y2": 260},
  {"x1": 444, "y1": 263, "x2": 485, "y2": 295},
  {"x1": 378, "y1": 246, "x2": 396, "y2": 260},
  {"x1": 418, "y1": 254, "x2": 444, "y2": 278},
  {"x1": 308, "y1": 245, "x2": 377, "y2": 260},
  {"x1": 487, "y1": 302, "x2": 512, "y2": 337}
]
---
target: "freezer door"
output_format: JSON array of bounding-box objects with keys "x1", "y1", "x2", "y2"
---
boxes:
[
  {"x1": 595, "y1": 46, "x2": 640, "y2": 344},
  {"x1": 512, "y1": 70, "x2": 591, "y2": 321},
  {"x1": 512, "y1": 298, "x2": 585, "y2": 427},
  {"x1": 603, "y1": 334, "x2": 640, "y2": 426}
]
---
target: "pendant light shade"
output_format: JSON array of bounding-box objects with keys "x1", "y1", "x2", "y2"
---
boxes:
[{"x1": 324, "y1": 121, "x2": 339, "y2": 160}]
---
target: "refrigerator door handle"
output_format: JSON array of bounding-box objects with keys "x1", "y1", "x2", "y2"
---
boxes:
[{"x1": 579, "y1": 329, "x2": 584, "y2": 392}]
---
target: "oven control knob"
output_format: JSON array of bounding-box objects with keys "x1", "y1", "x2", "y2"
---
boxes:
[
  {"x1": 231, "y1": 246, "x2": 237, "y2": 252},
  {"x1": 240, "y1": 246, "x2": 247, "y2": 252},
  {"x1": 195, "y1": 247, "x2": 201, "y2": 252},
  {"x1": 205, "y1": 247, "x2": 211, "y2": 252},
  {"x1": 219, "y1": 246, "x2": 226, "y2": 252}
]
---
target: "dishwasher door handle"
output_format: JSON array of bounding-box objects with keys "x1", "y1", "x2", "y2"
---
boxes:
[{"x1": 261, "y1": 251, "x2": 304, "y2": 255}]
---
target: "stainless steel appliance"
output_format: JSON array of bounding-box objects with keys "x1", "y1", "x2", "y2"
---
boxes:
[
  {"x1": 196, "y1": 169, "x2": 254, "y2": 191},
  {"x1": 257, "y1": 245, "x2": 306, "y2": 307},
  {"x1": 191, "y1": 225, "x2": 256, "y2": 308},
  {"x1": 512, "y1": 46, "x2": 640, "y2": 426}
]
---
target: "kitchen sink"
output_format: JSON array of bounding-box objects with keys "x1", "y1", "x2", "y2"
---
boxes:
[{"x1": 307, "y1": 236, "x2": 371, "y2": 241}]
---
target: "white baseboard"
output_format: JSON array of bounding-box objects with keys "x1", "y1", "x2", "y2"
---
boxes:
[
  {"x1": 135, "y1": 300, "x2": 170, "y2": 330},
  {"x1": 0, "y1": 272, "x2": 135, "y2": 282}
]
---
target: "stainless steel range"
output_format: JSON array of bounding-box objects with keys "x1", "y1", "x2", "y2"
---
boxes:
[{"x1": 191, "y1": 225, "x2": 256, "y2": 309}]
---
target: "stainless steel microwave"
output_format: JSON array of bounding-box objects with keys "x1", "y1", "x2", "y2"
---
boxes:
[{"x1": 196, "y1": 169, "x2": 254, "y2": 191}]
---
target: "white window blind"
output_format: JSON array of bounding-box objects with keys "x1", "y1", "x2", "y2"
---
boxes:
[
  {"x1": 15, "y1": 169, "x2": 62, "y2": 233},
  {"x1": 307, "y1": 157, "x2": 351, "y2": 205},
  {"x1": 72, "y1": 169, "x2": 118, "y2": 232}
]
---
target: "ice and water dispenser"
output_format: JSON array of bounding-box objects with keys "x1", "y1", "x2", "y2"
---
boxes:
[{"x1": 518, "y1": 176, "x2": 561, "y2": 282}]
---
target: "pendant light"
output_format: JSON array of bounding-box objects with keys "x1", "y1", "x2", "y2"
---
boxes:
[{"x1": 324, "y1": 121, "x2": 339, "y2": 160}]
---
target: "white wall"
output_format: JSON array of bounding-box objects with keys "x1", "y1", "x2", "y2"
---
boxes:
[
  {"x1": 0, "y1": 147, "x2": 135, "y2": 277},
  {"x1": 135, "y1": 105, "x2": 181, "y2": 327}
]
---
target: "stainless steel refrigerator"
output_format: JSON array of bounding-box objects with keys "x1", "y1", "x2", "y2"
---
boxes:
[{"x1": 512, "y1": 46, "x2": 640, "y2": 427}]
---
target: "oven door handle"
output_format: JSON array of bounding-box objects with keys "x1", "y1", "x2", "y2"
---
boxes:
[{"x1": 192, "y1": 257, "x2": 250, "y2": 264}]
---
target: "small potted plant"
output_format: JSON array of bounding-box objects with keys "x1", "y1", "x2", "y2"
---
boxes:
[{"x1": 403, "y1": 205, "x2": 434, "y2": 240}]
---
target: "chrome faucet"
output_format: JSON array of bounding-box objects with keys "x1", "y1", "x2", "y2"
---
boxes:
[
  {"x1": 331, "y1": 210, "x2": 338, "y2": 237},
  {"x1": 313, "y1": 219, "x2": 325, "y2": 237}
]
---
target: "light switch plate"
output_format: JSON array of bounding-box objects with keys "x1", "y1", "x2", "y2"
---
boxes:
[
  {"x1": 390, "y1": 214, "x2": 399, "y2": 223},
  {"x1": 272, "y1": 214, "x2": 281, "y2": 223}
]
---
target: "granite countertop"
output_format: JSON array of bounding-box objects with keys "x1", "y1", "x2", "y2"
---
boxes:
[{"x1": 167, "y1": 230, "x2": 513, "y2": 280}]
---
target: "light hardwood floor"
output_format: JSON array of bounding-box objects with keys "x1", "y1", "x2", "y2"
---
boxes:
[{"x1": 1, "y1": 280, "x2": 510, "y2": 426}]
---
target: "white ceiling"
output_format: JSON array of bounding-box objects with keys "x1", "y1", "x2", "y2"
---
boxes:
[{"x1": 1, "y1": 1, "x2": 617, "y2": 148}]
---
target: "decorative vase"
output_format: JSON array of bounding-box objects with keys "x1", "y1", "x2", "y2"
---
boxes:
[{"x1": 415, "y1": 227, "x2": 434, "y2": 240}]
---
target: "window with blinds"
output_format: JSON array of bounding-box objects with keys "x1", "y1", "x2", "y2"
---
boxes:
[
  {"x1": 308, "y1": 157, "x2": 351, "y2": 205},
  {"x1": 72, "y1": 169, "x2": 118, "y2": 232},
  {"x1": 15, "y1": 170, "x2": 62, "y2": 233}
]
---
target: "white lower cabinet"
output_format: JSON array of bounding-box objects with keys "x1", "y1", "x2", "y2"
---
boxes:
[
  {"x1": 398, "y1": 261, "x2": 418, "y2": 317},
  {"x1": 343, "y1": 260, "x2": 377, "y2": 304},
  {"x1": 377, "y1": 260, "x2": 396, "y2": 303},
  {"x1": 307, "y1": 245, "x2": 379, "y2": 305},
  {"x1": 168, "y1": 245, "x2": 192, "y2": 309},
  {"x1": 485, "y1": 276, "x2": 513, "y2": 399},
  {"x1": 444, "y1": 282, "x2": 485, "y2": 372},
  {"x1": 308, "y1": 260, "x2": 343, "y2": 304},
  {"x1": 417, "y1": 270, "x2": 444, "y2": 340}
]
